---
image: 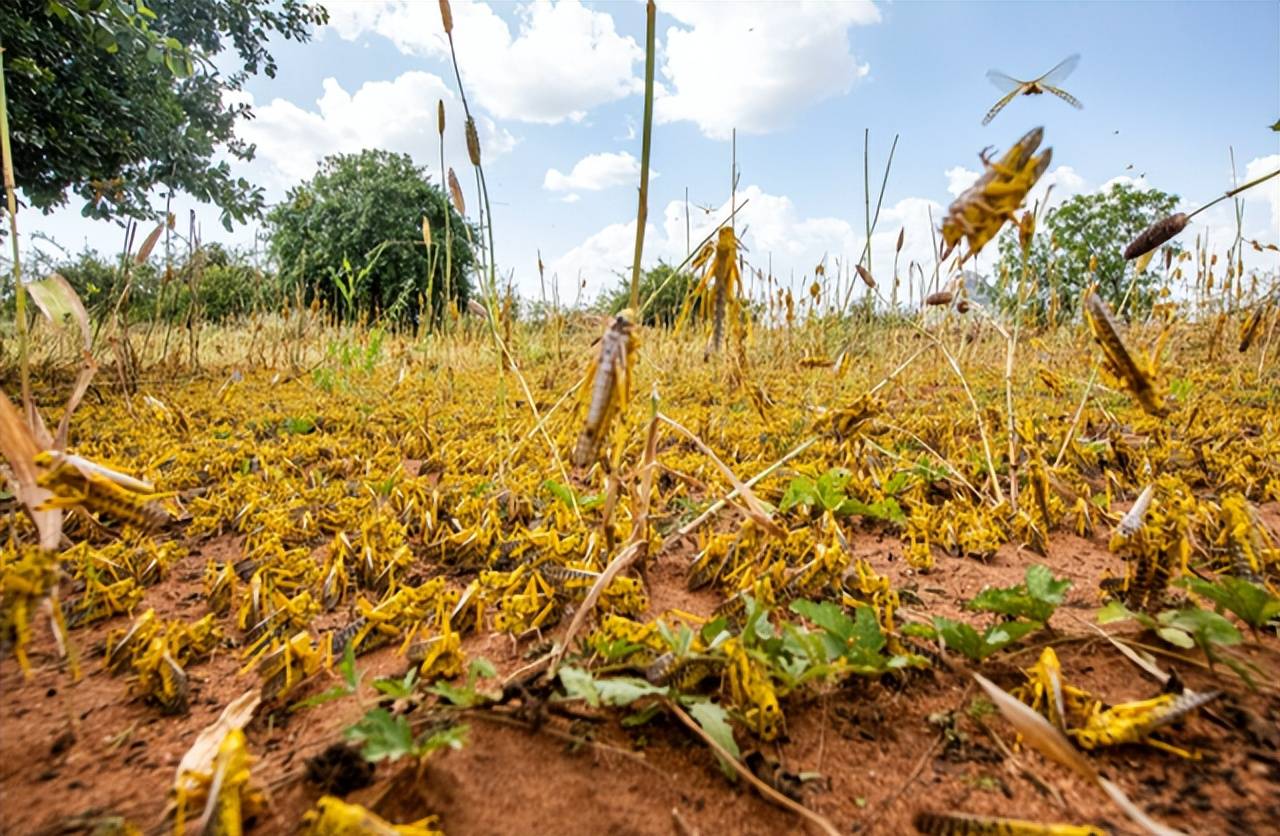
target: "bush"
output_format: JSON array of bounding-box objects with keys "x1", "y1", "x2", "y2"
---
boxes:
[
  {"x1": 994, "y1": 183, "x2": 1180, "y2": 322},
  {"x1": 600, "y1": 262, "x2": 697, "y2": 327},
  {"x1": 267, "y1": 149, "x2": 475, "y2": 326}
]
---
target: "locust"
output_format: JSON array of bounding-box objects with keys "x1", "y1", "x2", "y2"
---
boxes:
[
  {"x1": 572, "y1": 310, "x2": 635, "y2": 467},
  {"x1": 34, "y1": 450, "x2": 169, "y2": 530},
  {"x1": 1071, "y1": 690, "x2": 1221, "y2": 759},
  {"x1": 941, "y1": 127, "x2": 1051, "y2": 260},
  {"x1": 914, "y1": 811, "x2": 1106, "y2": 836},
  {"x1": 301, "y1": 795, "x2": 443, "y2": 835},
  {"x1": 982, "y1": 54, "x2": 1083, "y2": 125},
  {"x1": 174, "y1": 729, "x2": 263, "y2": 836}
]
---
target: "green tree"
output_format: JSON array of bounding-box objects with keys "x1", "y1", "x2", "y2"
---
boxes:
[
  {"x1": 55, "y1": 247, "x2": 161, "y2": 323},
  {"x1": 602, "y1": 262, "x2": 696, "y2": 327},
  {"x1": 0, "y1": 0, "x2": 326, "y2": 229},
  {"x1": 267, "y1": 150, "x2": 475, "y2": 325},
  {"x1": 995, "y1": 184, "x2": 1179, "y2": 320}
]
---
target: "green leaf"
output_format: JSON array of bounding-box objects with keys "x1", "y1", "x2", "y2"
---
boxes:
[
  {"x1": 469, "y1": 657, "x2": 497, "y2": 680},
  {"x1": 934, "y1": 618, "x2": 985, "y2": 660},
  {"x1": 740, "y1": 595, "x2": 774, "y2": 646},
  {"x1": 338, "y1": 642, "x2": 360, "y2": 691},
  {"x1": 558, "y1": 666, "x2": 601, "y2": 707},
  {"x1": 968, "y1": 564, "x2": 1070, "y2": 623},
  {"x1": 291, "y1": 685, "x2": 351, "y2": 711},
  {"x1": 594, "y1": 677, "x2": 665, "y2": 707},
  {"x1": 372, "y1": 669, "x2": 419, "y2": 700},
  {"x1": 687, "y1": 700, "x2": 740, "y2": 779},
  {"x1": 815, "y1": 468, "x2": 852, "y2": 511},
  {"x1": 419, "y1": 724, "x2": 468, "y2": 754},
  {"x1": 700, "y1": 617, "x2": 730, "y2": 645},
  {"x1": 789, "y1": 599, "x2": 854, "y2": 641},
  {"x1": 933, "y1": 617, "x2": 1039, "y2": 661},
  {"x1": 1024, "y1": 564, "x2": 1072, "y2": 607},
  {"x1": 882, "y1": 470, "x2": 911, "y2": 496},
  {"x1": 848, "y1": 606, "x2": 887, "y2": 658},
  {"x1": 982, "y1": 620, "x2": 1041, "y2": 653},
  {"x1": 779, "y1": 476, "x2": 819, "y2": 513},
  {"x1": 344, "y1": 708, "x2": 415, "y2": 763},
  {"x1": 835, "y1": 497, "x2": 906, "y2": 525},
  {"x1": 281, "y1": 415, "x2": 316, "y2": 435},
  {"x1": 900, "y1": 621, "x2": 937, "y2": 639},
  {"x1": 1181, "y1": 577, "x2": 1280, "y2": 629},
  {"x1": 542, "y1": 479, "x2": 577, "y2": 509},
  {"x1": 1155, "y1": 627, "x2": 1195, "y2": 649},
  {"x1": 1161, "y1": 607, "x2": 1242, "y2": 648},
  {"x1": 1096, "y1": 599, "x2": 1134, "y2": 624}
]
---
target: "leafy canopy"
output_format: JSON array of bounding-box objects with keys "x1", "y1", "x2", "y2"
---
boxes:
[
  {"x1": 267, "y1": 149, "x2": 475, "y2": 325},
  {"x1": 0, "y1": 0, "x2": 326, "y2": 228},
  {"x1": 995, "y1": 184, "x2": 1179, "y2": 320},
  {"x1": 602, "y1": 262, "x2": 698, "y2": 327}
]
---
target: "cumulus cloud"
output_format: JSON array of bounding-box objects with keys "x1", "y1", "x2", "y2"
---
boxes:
[
  {"x1": 945, "y1": 166, "x2": 978, "y2": 197},
  {"x1": 655, "y1": 1, "x2": 881, "y2": 139},
  {"x1": 236, "y1": 72, "x2": 516, "y2": 192},
  {"x1": 325, "y1": 0, "x2": 642, "y2": 124},
  {"x1": 547, "y1": 183, "x2": 948, "y2": 303},
  {"x1": 1242, "y1": 154, "x2": 1280, "y2": 232},
  {"x1": 544, "y1": 152, "x2": 644, "y2": 193}
]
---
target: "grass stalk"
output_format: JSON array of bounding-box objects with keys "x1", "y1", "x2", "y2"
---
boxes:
[
  {"x1": 0, "y1": 48, "x2": 32, "y2": 417},
  {"x1": 628, "y1": 0, "x2": 656, "y2": 312}
]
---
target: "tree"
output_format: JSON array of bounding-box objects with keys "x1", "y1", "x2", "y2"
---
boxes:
[
  {"x1": 267, "y1": 150, "x2": 475, "y2": 325},
  {"x1": 0, "y1": 0, "x2": 327, "y2": 229},
  {"x1": 600, "y1": 262, "x2": 697, "y2": 327},
  {"x1": 995, "y1": 183, "x2": 1180, "y2": 320}
]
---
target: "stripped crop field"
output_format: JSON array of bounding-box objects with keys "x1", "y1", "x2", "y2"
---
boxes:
[{"x1": 2, "y1": 2, "x2": 1279, "y2": 835}]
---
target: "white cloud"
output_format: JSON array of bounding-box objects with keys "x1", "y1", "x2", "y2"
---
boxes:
[
  {"x1": 544, "y1": 152, "x2": 643, "y2": 192},
  {"x1": 237, "y1": 72, "x2": 516, "y2": 192},
  {"x1": 655, "y1": 2, "x2": 881, "y2": 139},
  {"x1": 1242, "y1": 154, "x2": 1279, "y2": 234},
  {"x1": 548, "y1": 183, "x2": 931, "y2": 302},
  {"x1": 560, "y1": 193, "x2": 581, "y2": 204},
  {"x1": 325, "y1": 0, "x2": 643, "y2": 124},
  {"x1": 945, "y1": 166, "x2": 979, "y2": 197}
]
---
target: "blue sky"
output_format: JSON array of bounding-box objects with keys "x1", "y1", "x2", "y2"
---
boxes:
[{"x1": 23, "y1": 0, "x2": 1280, "y2": 301}]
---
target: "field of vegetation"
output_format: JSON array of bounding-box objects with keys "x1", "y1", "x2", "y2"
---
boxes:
[{"x1": 1, "y1": 2, "x2": 1278, "y2": 836}]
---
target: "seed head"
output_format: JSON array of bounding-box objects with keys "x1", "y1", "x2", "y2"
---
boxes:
[
  {"x1": 465, "y1": 117, "x2": 481, "y2": 167},
  {"x1": 1124, "y1": 213, "x2": 1188, "y2": 260}
]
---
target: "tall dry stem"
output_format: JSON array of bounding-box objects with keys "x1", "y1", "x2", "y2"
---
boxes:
[{"x1": 628, "y1": 1, "x2": 656, "y2": 311}]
